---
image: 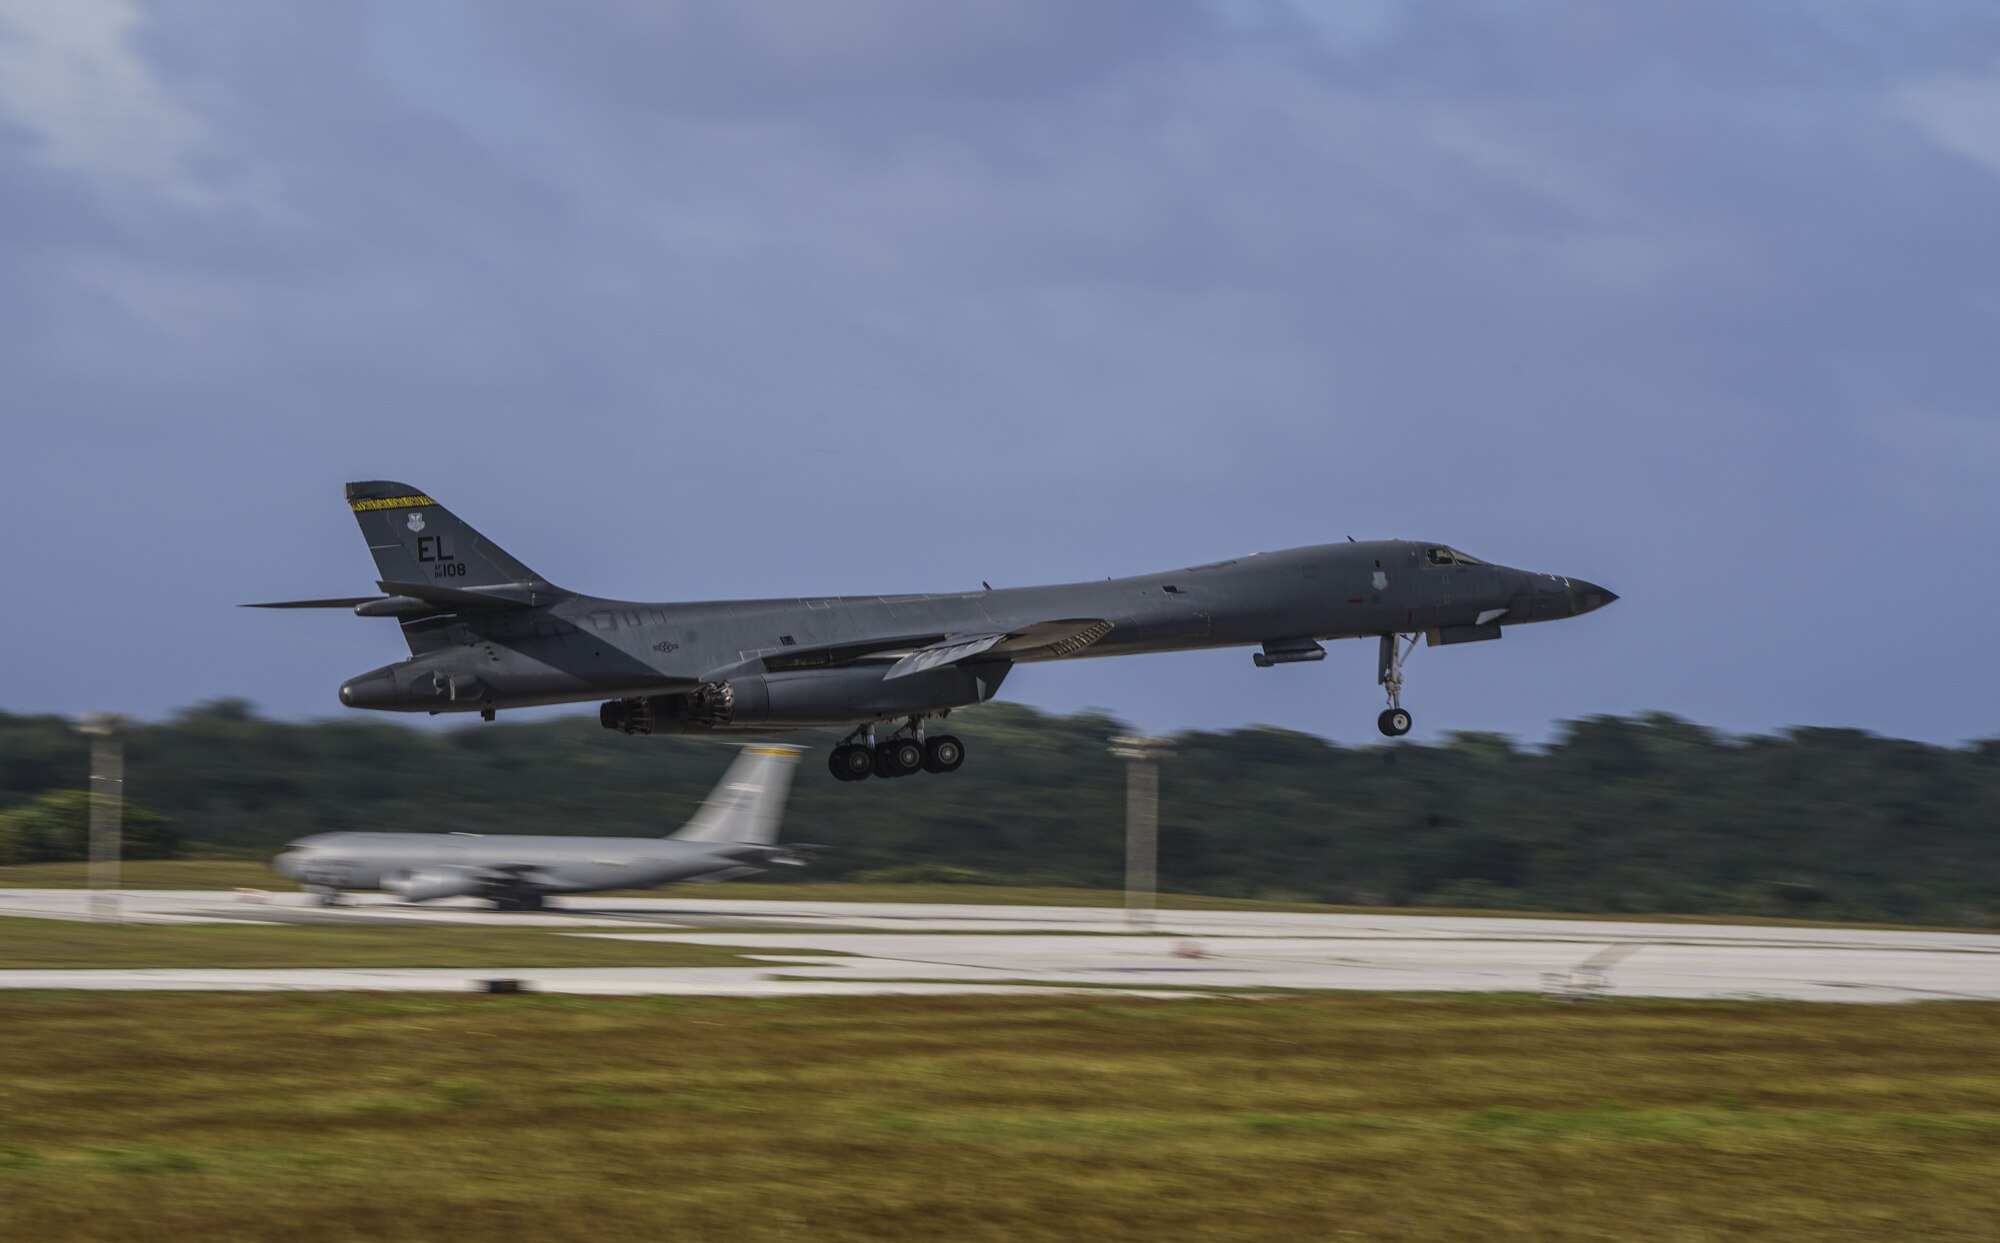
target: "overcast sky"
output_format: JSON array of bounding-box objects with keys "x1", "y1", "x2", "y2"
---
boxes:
[{"x1": 2, "y1": 1, "x2": 1996, "y2": 744}]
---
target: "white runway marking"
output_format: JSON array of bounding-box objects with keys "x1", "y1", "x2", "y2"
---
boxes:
[{"x1": 2, "y1": 889, "x2": 1996, "y2": 1002}]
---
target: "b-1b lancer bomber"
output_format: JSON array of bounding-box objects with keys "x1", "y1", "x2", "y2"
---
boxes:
[{"x1": 252, "y1": 481, "x2": 1615, "y2": 783}]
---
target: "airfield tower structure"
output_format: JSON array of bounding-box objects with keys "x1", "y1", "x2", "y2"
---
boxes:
[
  {"x1": 75, "y1": 713, "x2": 128, "y2": 924},
  {"x1": 1110, "y1": 734, "x2": 1174, "y2": 931}
]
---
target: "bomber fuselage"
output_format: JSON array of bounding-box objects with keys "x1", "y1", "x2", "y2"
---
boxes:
[{"x1": 335, "y1": 538, "x2": 1614, "y2": 729}]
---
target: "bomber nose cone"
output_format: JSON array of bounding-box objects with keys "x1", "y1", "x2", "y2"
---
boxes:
[{"x1": 1570, "y1": 580, "x2": 1618, "y2": 615}]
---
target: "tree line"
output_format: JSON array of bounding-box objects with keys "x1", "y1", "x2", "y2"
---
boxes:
[{"x1": 1, "y1": 699, "x2": 1994, "y2": 926}]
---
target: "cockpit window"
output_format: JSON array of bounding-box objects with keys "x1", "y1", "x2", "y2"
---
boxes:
[{"x1": 1426, "y1": 547, "x2": 1486, "y2": 567}]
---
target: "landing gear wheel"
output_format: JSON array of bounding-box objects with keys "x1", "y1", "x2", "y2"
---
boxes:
[
  {"x1": 832, "y1": 744, "x2": 874, "y2": 781},
  {"x1": 878, "y1": 738, "x2": 925, "y2": 778},
  {"x1": 922, "y1": 735, "x2": 966, "y2": 774},
  {"x1": 1378, "y1": 708, "x2": 1412, "y2": 737}
]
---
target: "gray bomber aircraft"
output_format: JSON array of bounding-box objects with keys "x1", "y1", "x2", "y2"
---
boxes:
[
  {"x1": 271, "y1": 743, "x2": 804, "y2": 908},
  {"x1": 251, "y1": 481, "x2": 1615, "y2": 782}
]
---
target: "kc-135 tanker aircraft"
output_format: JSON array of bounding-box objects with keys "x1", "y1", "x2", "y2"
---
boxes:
[
  {"x1": 272, "y1": 744, "x2": 804, "y2": 908},
  {"x1": 251, "y1": 482, "x2": 1615, "y2": 783}
]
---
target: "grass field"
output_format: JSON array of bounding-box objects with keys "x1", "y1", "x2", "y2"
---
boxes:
[
  {"x1": 0, "y1": 992, "x2": 1994, "y2": 1242},
  {"x1": 0, "y1": 915, "x2": 788, "y2": 969},
  {"x1": 0, "y1": 859, "x2": 1976, "y2": 932}
]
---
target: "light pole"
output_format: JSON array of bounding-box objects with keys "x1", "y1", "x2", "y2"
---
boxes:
[
  {"x1": 1109, "y1": 734, "x2": 1173, "y2": 931},
  {"x1": 75, "y1": 714, "x2": 128, "y2": 924}
]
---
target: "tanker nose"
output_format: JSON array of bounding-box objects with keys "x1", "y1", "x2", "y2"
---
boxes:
[
  {"x1": 272, "y1": 840, "x2": 319, "y2": 878},
  {"x1": 339, "y1": 667, "x2": 399, "y2": 709},
  {"x1": 1570, "y1": 580, "x2": 1618, "y2": 615}
]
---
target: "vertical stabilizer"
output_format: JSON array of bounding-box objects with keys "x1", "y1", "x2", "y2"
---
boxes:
[
  {"x1": 345, "y1": 481, "x2": 546, "y2": 592},
  {"x1": 671, "y1": 746, "x2": 803, "y2": 845}
]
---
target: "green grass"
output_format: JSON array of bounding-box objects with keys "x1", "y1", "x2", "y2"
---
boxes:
[
  {"x1": 0, "y1": 859, "x2": 1981, "y2": 933},
  {"x1": 0, "y1": 993, "x2": 1996, "y2": 1241},
  {"x1": 0, "y1": 915, "x2": 793, "y2": 969}
]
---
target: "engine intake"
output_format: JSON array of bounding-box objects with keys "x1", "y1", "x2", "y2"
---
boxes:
[{"x1": 383, "y1": 866, "x2": 485, "y2": 903}]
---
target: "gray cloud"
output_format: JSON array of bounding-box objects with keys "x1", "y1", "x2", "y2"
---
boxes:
[{"x1": 1, "y1": 1, "x2": 1996, "y2": 743}]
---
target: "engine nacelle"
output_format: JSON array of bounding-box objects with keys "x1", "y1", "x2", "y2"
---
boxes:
[
  {"x1": 383, "y1": 866, "x2": 485, "y2": 903},
  {"x1": 601, "y1": 662, "x2": 1009, "y2": 733}
]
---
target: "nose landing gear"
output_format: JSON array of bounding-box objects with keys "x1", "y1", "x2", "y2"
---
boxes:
[{"x1": 1377, "y1": 633, "x2": 1417, "y2": 737}]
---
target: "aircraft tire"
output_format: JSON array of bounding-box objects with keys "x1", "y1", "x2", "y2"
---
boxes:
[
  {"x1": 922, "y1": 735, "x2": 966, "y2": 774},
  {"x1": 879, "y1": 738, "x2": 924, "y2": 778},
  {"x1": 831, "y1": 744, "x2": 873, "y2": 781},
  {"x1": 1377, "y1": 708, "x2": 1412, "y2": 737}
]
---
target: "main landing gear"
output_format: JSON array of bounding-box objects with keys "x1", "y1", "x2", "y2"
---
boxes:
[
  {"x1": 828, "y1": 719, "x2": 966, "y2": 782},
  {"x1": 1377, "y1": 633, "x2": 1417, "y2": 738}
]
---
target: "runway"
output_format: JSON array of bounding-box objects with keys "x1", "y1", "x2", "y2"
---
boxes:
[{"x1": 3, "y1": 888, "x2": 1997, "y2": 1002}]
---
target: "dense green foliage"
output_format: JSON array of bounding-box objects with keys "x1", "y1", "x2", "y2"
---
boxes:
[
  {"x1": 0, "y1": 790, "x2": 177, "y2": 865},
  {"x1": 1, "y1": 700, "x2": 1994, "y2": 924}
]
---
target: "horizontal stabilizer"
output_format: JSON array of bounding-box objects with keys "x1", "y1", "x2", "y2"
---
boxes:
[
  {"x1": 374, "y1": 580, "x2": 539, "y2": 611},
  {"x1": 243, "y1": 596, "x2": 384, "y2": 609}
]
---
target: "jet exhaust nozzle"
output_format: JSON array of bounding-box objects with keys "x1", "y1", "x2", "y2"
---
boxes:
[{"x1": 601, "y1": 684, "x2": 734, "y2": 735}]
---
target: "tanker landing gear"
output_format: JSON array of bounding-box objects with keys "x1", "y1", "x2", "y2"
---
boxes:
[
  {"x1": 829, "y1": 719, "x2": 966, "y2": 782},
  {"x1": 1377, "y1": 633, "x2": 1417, "y2": 738}
]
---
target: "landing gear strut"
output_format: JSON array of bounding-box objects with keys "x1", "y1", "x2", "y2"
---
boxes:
[
  {"x1": 829, "y1": 718, "x2": 966, "y2": 782},
  {"x1": 1377, "y1": 633, "x2": 1416, "y2": 737}
]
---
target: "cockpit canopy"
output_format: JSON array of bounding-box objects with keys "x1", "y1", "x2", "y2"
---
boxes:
[{"x1": 1425, "y1": 546, "x2": 1486, "y2": 567}]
